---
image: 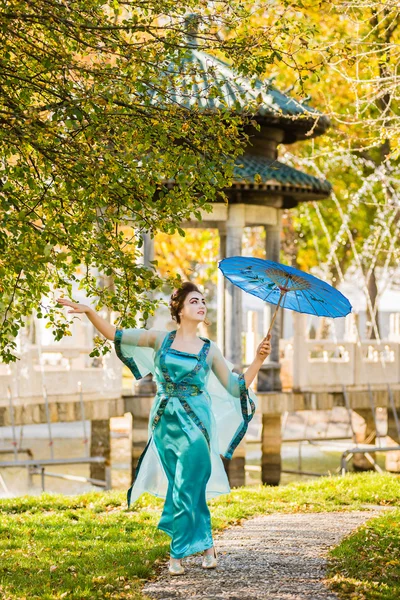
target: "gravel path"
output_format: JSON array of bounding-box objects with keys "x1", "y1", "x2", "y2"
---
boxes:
[{"x1": 143, "y1": 510, "x2": 382, "y2": 600}]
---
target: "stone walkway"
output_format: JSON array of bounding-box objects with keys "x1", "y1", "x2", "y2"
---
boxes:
[{"x1": 144, "y1": 511, "x2": 381, "y2": 600}]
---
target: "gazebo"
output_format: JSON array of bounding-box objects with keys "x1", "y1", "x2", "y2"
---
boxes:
[{"x1": 142, "y1": 22, "x2": 332, "y2": 392}]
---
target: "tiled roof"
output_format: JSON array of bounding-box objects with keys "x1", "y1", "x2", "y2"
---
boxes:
[
  {"x1": 233, "y1": 155, "x2": 332, "y2": 197},
  {"x1": 146, "y1": 46, "x2": 329, "y2": 140}
]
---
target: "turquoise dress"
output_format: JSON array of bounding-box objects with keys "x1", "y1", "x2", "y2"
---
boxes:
[{"x1": 114, "y1": 328, "x2": 258, "y2": 559}]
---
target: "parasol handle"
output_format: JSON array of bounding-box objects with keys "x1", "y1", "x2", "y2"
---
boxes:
[
  {"x1": 266, "y1": 290, "x2": 286, "y2": 338},
  {"x1": 265, "y1": 273, "x2": 290, "y2": 338}
]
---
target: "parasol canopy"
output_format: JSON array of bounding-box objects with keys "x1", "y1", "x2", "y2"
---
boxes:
[{"x1": 218, "y1": 257, "x2": 352, "y2": 336}]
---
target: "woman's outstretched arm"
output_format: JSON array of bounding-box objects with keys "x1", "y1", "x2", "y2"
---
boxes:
[{"x1": 56, "y1": 298, "x2": 116, "y2": 340}]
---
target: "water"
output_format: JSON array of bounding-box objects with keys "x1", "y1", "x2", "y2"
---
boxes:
[
  {"x1": 245, "y1": 442, "x2": 386, "y2": 487},
  {"x1": 245, "y1": 407, "x2": 388, "y2": 486},
  {"x1": 0, "y1": 417, "x2": 132, "y2": 497},
  {"x1": 0, "y1": 409, "x2": 389, "y2": 497}
]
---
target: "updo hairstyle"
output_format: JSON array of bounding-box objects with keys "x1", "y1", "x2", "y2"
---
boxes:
[{"x1": 169, "y1": 282, "x2": 203, "y2": 325}]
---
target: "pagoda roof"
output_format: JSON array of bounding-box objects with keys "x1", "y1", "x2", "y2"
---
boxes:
[
  {"x1": 147, "y1": 44, "x2": 330, "y2": 143},
  {"x1": 232, "y1": 155, "x2": 332, "y2": 202}
]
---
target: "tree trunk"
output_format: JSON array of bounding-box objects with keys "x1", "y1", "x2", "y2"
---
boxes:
[{"x1": 366, "y1": 267, "x2": 379, "y2": 340}]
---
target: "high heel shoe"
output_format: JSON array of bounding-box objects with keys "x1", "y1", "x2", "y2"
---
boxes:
[
  {"x1": 202, "y1": 546, "x2": 217, "y2": 569},
  {"x1": 169, "y1": 558, "x2": 185, "y2": 576}
]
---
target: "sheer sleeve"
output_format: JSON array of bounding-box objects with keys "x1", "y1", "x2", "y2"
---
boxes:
[
  {"x1": 114, "y1": 328, "x2": 166, "y2": 379},
  {"x1": 207, "y1": 342, "x2": 257, "y2": 459},
  {"x1": 211, "y1": 343, "x2": 244, "y2": 397}
]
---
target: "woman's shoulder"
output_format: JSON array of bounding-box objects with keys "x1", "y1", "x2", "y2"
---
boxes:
[
  {"x1": 149, "y1": 329, "x2": 170, "y2": 343},
  {"x1": 205, "y1": 339, "x2": 223, "y2": 357}
]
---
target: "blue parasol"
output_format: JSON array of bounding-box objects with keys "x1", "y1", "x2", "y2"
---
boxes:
[{"x1": 218, "y1": 257, "x2": 352, "y2": 336}]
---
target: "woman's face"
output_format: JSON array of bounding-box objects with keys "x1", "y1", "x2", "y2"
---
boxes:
[{"x1": 180, "y1": 291, "x2": 207, "y2": 323}]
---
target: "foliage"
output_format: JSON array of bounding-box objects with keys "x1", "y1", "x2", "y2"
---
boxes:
[
  {"x1": 328, "y1": 509, "x2": 400, "y2": 600},
  {"x1": 2, "y1": 0, "x2": 399, "y2": 357},
  {"x1": 154, "y1": 225, "x2": 265, "y2": 297},
  {"x1": 263, "y1": 0, "x2": 400, "y2": 155},
  {"x1": 2, "y1": 0, "x2": 316, "y2": 362},
  {"x1": 268, "y1": 1, "x2": 400, "y2": 337},
  {"x1": 155, "y1": 228, "x2": 219, "y2": 294},
  {"x1": 146, "y1": 2, "x2": 400, "y2": 339}
]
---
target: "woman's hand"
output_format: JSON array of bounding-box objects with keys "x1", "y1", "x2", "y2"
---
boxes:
[
  {"x1": 244, "y1": 334, "x2": 272, "y2": 388},
  {"x1": 256, "y1": 334, "x2": 271, "y2": 362},
  {"x1": 57, "y1": 298, "x2": 90, "y2": 314},
  {"x1": 57, "y1": 297, "x2": 116, "y2": 340}
]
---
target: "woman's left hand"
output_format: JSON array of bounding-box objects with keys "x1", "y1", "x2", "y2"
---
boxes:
[{"x1": 256, "y1": 334, "x2": 271, "y2": 361}]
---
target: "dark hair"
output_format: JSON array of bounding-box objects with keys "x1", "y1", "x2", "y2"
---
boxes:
[{"x1": 169, "y1": 282, "x2": 203, "y2": 324}]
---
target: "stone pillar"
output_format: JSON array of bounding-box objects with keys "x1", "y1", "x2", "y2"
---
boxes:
[
  {"x1": 353, "y1": 409, "x2": 376, "y2": 471},
  {"x1": 131, "y1": 415, "x2": 149, "y2": 482},
  {"x1": 90, "y1": 419, "x2": 111, "y2": 483},
  {"x1": 261, "y1": 414, "x2": 281, "y2": 485},
  {"x1": 292, "y1": 312, "x2": 308, "y2": 391},
  {"x1": 386, "y1": 402, "x2": 400, "y2": 472},
  {"x1": 222, "y1": 442, "x2": 246, "y2": 488},
  {"x1": 124, "y1": 395, "x2": 153, "y2": 483},
  {"x1": 245, "y1": 311, "x2": 258, "y2": 365},
  {"x1": 225, "y1": 204, "x2": 245, "y2": 369},
  {"x1": 222, "y1": 205, "x2": 245, "y2": 485},
  {"x1": 217, "y1": 224, "x2": 227, "y2": 355},
  {"x1": 136, "y1": 231, "x2": 157, "y2": 394},
  {"x1": 245, "y1": 125, "x2": 284, "y2": 160},
  {"x1": 142, "y1": 230, "x2": 155, "y2": 267},
  {"x1": 257, "y1": 218, "x2": 282, "y2": 391}
]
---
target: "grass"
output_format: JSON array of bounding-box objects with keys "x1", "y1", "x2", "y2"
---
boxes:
[
  {"x1": 0, "y1": 473, "x2": 399, "y2": 599},
  {"x1": 327, "y1": 509, "x2": 400, "y2": 600}
]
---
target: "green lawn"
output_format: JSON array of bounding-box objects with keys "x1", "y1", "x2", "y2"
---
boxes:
[
  {"x1": 0, "y1": 473, "x2": 399, "y2": 600},
  {"x1": 327, "y1": 509, "x2": 400, "y2": 600}
]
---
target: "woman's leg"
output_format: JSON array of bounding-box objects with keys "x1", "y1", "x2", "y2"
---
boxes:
[
  {"x1": 169, "y1": 433, "x2": 212, "y2": 558},
  {"x1": 153, "y1": 399, "x2": 213, "y2": 559}
]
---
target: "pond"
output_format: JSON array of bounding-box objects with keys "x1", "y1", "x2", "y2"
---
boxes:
[{"x1": 0, "y1": 408, "x2": 388, "y2": 497}]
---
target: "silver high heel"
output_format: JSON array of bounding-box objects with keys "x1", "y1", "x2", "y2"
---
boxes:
[
  {"x1": 202, "y1": 546, "x2": 217, "y2": 569},
  {"x1": 169, "y1": 558, "x2": 185, "y2": 576}
]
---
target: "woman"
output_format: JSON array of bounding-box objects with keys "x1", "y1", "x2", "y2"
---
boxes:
[{"x1": 57, "y1": 282, "x2": 271, "y2": 575}]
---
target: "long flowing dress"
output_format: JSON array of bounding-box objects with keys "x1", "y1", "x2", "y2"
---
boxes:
[{"x1": 114, "y1": 327, "x2": 258, "y2": 559}]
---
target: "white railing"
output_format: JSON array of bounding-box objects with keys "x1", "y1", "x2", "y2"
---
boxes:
[
  {"x1": 0, "y1": 315, "x2": 122, "y2": 404},
  {"x1": 0, "y1": 345, "x2": 122, "y2": 403},
  {"x1": 280, "y1": 313, "x2": 400, "y2": 391}
]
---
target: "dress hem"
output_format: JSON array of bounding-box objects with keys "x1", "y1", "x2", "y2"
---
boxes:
[
  {"x1": 158, "y1": 529, "x2": 214, "y2": 559},
  {"x1": 170, "y1": 540, "x2": 214, "y2": 560}
]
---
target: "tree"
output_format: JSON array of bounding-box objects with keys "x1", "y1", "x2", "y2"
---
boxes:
[
  {"x1": 267, "y1": 0, "x2": 400, "y2": 338},
  {"x1": 1, "y1": 1, "x2": 314, "y2": 361}
]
